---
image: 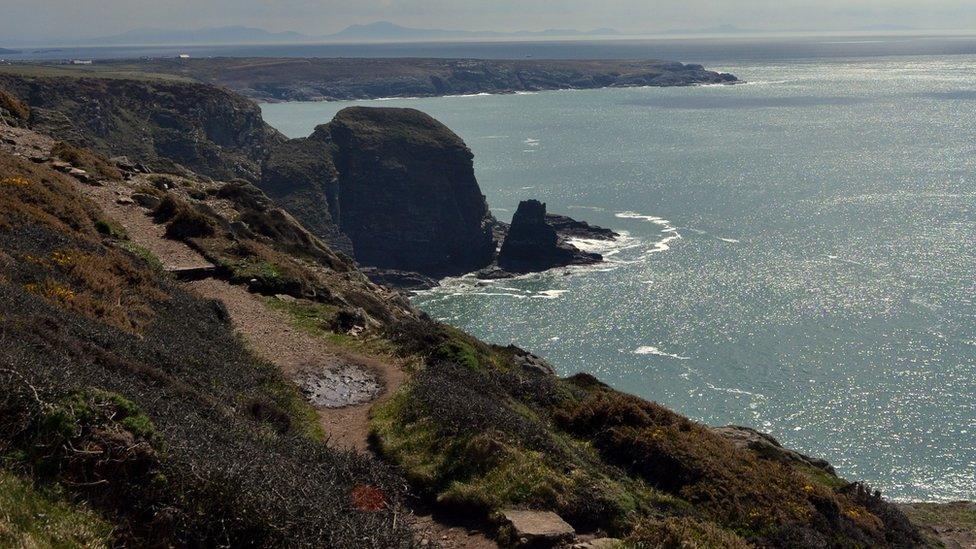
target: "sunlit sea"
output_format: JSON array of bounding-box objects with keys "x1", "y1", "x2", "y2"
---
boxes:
[{"x1": 262, "y1": 51, "x2": 976, "y2": 502}]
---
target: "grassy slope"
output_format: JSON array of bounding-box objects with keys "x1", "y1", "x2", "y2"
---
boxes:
[
  {"x1": 0, "y1": 150, "x2": 413, "y2": 547},
  {"x1": 0, "y1": 468, "x2": 114, "y2": 548}
]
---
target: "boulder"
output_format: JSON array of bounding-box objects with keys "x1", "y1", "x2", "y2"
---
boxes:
[
  {"x1": 131, "y1": 193, "x2": 161, "y2": 209},
  {"x1": 545, "y1": 214, "x2": 618, "y2": 241},
  {"x1": 508, "y1": 346, "x2": 556, "y2": 376},
  {"x1": 498, "y1": 509, "x2": 575, "y2": 547}
]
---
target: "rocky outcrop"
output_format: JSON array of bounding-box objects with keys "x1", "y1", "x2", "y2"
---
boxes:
[
  {"x1": 261, "y1": 107, "x2": 496, "y2": 278},
  {"x1": 544, "y1": 214, "x2": 618, "y2": 241},
  {"x1": 495, "y1": 200, "x2": 602, "y2": 274},
  {"x1": 0, "y1": 88, "x2": 29, "y2": 127},
  {"x1": 712, "y1": 425, "x2": 836, "y2": 474},
  {"x1": 0, "y1": 74, "x2": 283, "y2": 181}
]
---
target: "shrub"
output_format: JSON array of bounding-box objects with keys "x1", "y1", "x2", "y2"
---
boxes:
[
  {"x1": 165, "y1": 207, "x2": 216, "y2": 239},
  {"x1": 95, "y1": 218, "x2": 128, "y2": 239},
  {"x1": 628, "y1": 516, "x2": 752, "y2": 548},
  {"x1": 0, "y1": 89, "x2": 29, "y2": 122},
  {"x1": 51, "y1": 142, "x2": 123, "y2": 181}
]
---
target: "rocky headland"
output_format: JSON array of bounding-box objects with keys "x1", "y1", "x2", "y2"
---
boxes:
[
  {"x1": 0, "y1": 73, "x2": 283, "y2": 181},
  {"x1": 260, "y1": 106, "x2": 617, "y2": 287},
  {"x1": 25, "y1": 57, "x2": 738, "y2": 102},
  {"x1": 261, "y1": 106, "x2": 497, "y2": 280}
]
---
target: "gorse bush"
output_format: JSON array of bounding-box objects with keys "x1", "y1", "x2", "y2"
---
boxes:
[{"x1": 0, "y1": 88, "x2": 29, "y2": 122}]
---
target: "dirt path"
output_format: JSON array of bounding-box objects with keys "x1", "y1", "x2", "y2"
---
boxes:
[{"x1": 185, "y1": 278, "x2": 402, "y2": 451}]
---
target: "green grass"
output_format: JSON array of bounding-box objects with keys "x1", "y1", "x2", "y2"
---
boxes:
[
  {"x1": 0, "y1": 64, "x2": 193, "y2": 83},
  {"x1": 261, "y1": 377, "x2": 327, "y2": 442},
  {"x1": 0, "y1": 468, "x2": 115, "y2": 548},
  {"x1": 94, "y1": 219, "x2": 128, "y2": 240},
  {"x1": 118, "y1": 241, "x2": 164, "y2": 272},
  {"x1": 266, "y1": 297, "x2": 406, "y2": 359},
  {"x1": 371, "y1": 370, "x2": 677, "y2": 536}
]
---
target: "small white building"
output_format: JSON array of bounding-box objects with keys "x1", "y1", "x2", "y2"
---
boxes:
[
  {"x1": 70, "y1": 59, "x2": 93, "y2": 65},
  {"x1": 178, "y1": 53, "x2": 190, "y2": 59}
]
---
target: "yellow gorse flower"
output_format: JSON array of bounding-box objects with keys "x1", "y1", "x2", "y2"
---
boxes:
[
  {"x1": 50, "y1": 250, "x2": 75, "y2": 267},
  {"x1": 0, "y1": 176, "x2": 31, "y2": 188}
]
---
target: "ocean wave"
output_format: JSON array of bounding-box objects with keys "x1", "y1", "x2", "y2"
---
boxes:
[
  {"x1": 685, "y1": 227, "x2": 740, "y2": 244},
  {"x1": 615, "y1": 211, "x2": 682, "y2": 254},
  {"x1": 533, "y1": 289, "x2": 569, "y2": 299},
  {"x1": 443, "y1": 92, "x2": 493, "y2": 98},
  {"x1": 633, "y1": 346, "x2": 690, "y2": 360},
  {"x1": 567, "y1": 231, "x2": 638, "y2": 255}
]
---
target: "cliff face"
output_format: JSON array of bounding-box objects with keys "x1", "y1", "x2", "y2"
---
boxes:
[
  {"x1": 262, "y1": 107, "x2": 496, "y2": 278},
  {"x1": 260, "y1": 137, "x2": 352, "y2": 253},
  {"x1": 0, "y1": 74, "x2": 283, "y2": 181}
]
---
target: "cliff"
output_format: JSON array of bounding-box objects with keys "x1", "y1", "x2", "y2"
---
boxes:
[
  {"x1": 262, "y1": 107, "x2": 496, "y2": 278},
  {"x1": 0, "y1": 73, "x2": 283, "y2": 181},
  {"x1": 91, "y1": 57, "x2": 738, "y2": 102}
]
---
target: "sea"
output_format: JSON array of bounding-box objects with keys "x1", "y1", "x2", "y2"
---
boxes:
[{"x1": 261, "y1": 35, "x2": 976, "y2": 503}]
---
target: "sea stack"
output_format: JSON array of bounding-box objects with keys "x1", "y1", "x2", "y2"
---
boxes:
[{"x1": 497, "y1": 200, "x2": 601, "y2": 273}]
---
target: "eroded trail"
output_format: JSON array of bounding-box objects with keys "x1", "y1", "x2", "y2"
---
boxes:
[
  {"x1": 35, "y1": 150, "x2": 399, "y2": 451},
  {"x1": 185, "y1": 278, "x2": 403, "y2": 452}
]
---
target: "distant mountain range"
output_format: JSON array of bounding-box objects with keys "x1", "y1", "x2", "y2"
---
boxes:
[
  {"x1": 7, "y1": 22, "x2": 924, "y2": 49},
  {"x1": 662, "y1": 24, "x2": 757, "y2": 35},
  {"x1": 73, "y1": 26, "x2": 310, "y2": 46},
  {"x1": 326, "y1": 21, "x2": 621, "y2": 42},
  {"x1": 44, "y1": 22, "x2": 622, "y2": 46}
]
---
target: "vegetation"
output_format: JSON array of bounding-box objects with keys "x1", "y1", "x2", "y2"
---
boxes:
[
  {"x1": 51, "y1": 141, "x2": 123, "y2": 181},
  {"x1": 371, "y1": 316, "x2": 924, "y2": 546},
  {"x1": 0, "y1": 88, "x2": 29, "y2": 123},
  {"x1": 0, "y1": 468, "x2": 115, "y2": 548},
  {"x1": 0, "y1": 152, "x2": 413, "y2": 547}
]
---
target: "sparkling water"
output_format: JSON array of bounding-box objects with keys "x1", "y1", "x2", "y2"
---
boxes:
[{"x1": 262, "y1": 54, "x2": 976, "y2": 502}]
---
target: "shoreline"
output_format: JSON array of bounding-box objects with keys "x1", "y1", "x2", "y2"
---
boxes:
[{"x1": 255, "y1": 79, "x2": 743, "y2": 104}]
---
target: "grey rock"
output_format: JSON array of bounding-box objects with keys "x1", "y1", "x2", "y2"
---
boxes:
[
  {"x1": 497, "y1": 200, "x2": 601, "y2": 274},
  {"x1": 712, "y1": 425, "x2": 836, "y2": 474},
  {"x1": 508, "y1": 346, "x2": 556, "y2": 376},
  {"x1": 131, "y1": 192, "x2": 161, "y2": 209},
  {"x1": 499, "y1": 509, "x2": 575, "y2": 547}
]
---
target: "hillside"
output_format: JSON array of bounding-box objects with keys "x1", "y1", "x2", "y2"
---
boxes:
[
  {"x1": 0, "y1": 75, "x2": 959, "y2": 548},
  {"x1": 0, "y1": 72, "x2": 283, "y2": 181}
]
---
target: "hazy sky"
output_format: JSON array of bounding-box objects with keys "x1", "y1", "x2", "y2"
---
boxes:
[{"x1": 3, "y1": 0, "x2": 976, "y2": 42}]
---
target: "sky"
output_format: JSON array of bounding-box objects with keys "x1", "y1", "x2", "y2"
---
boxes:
[{"x1": 2, "y1": 0, "x2": 976, "y2": 43}]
